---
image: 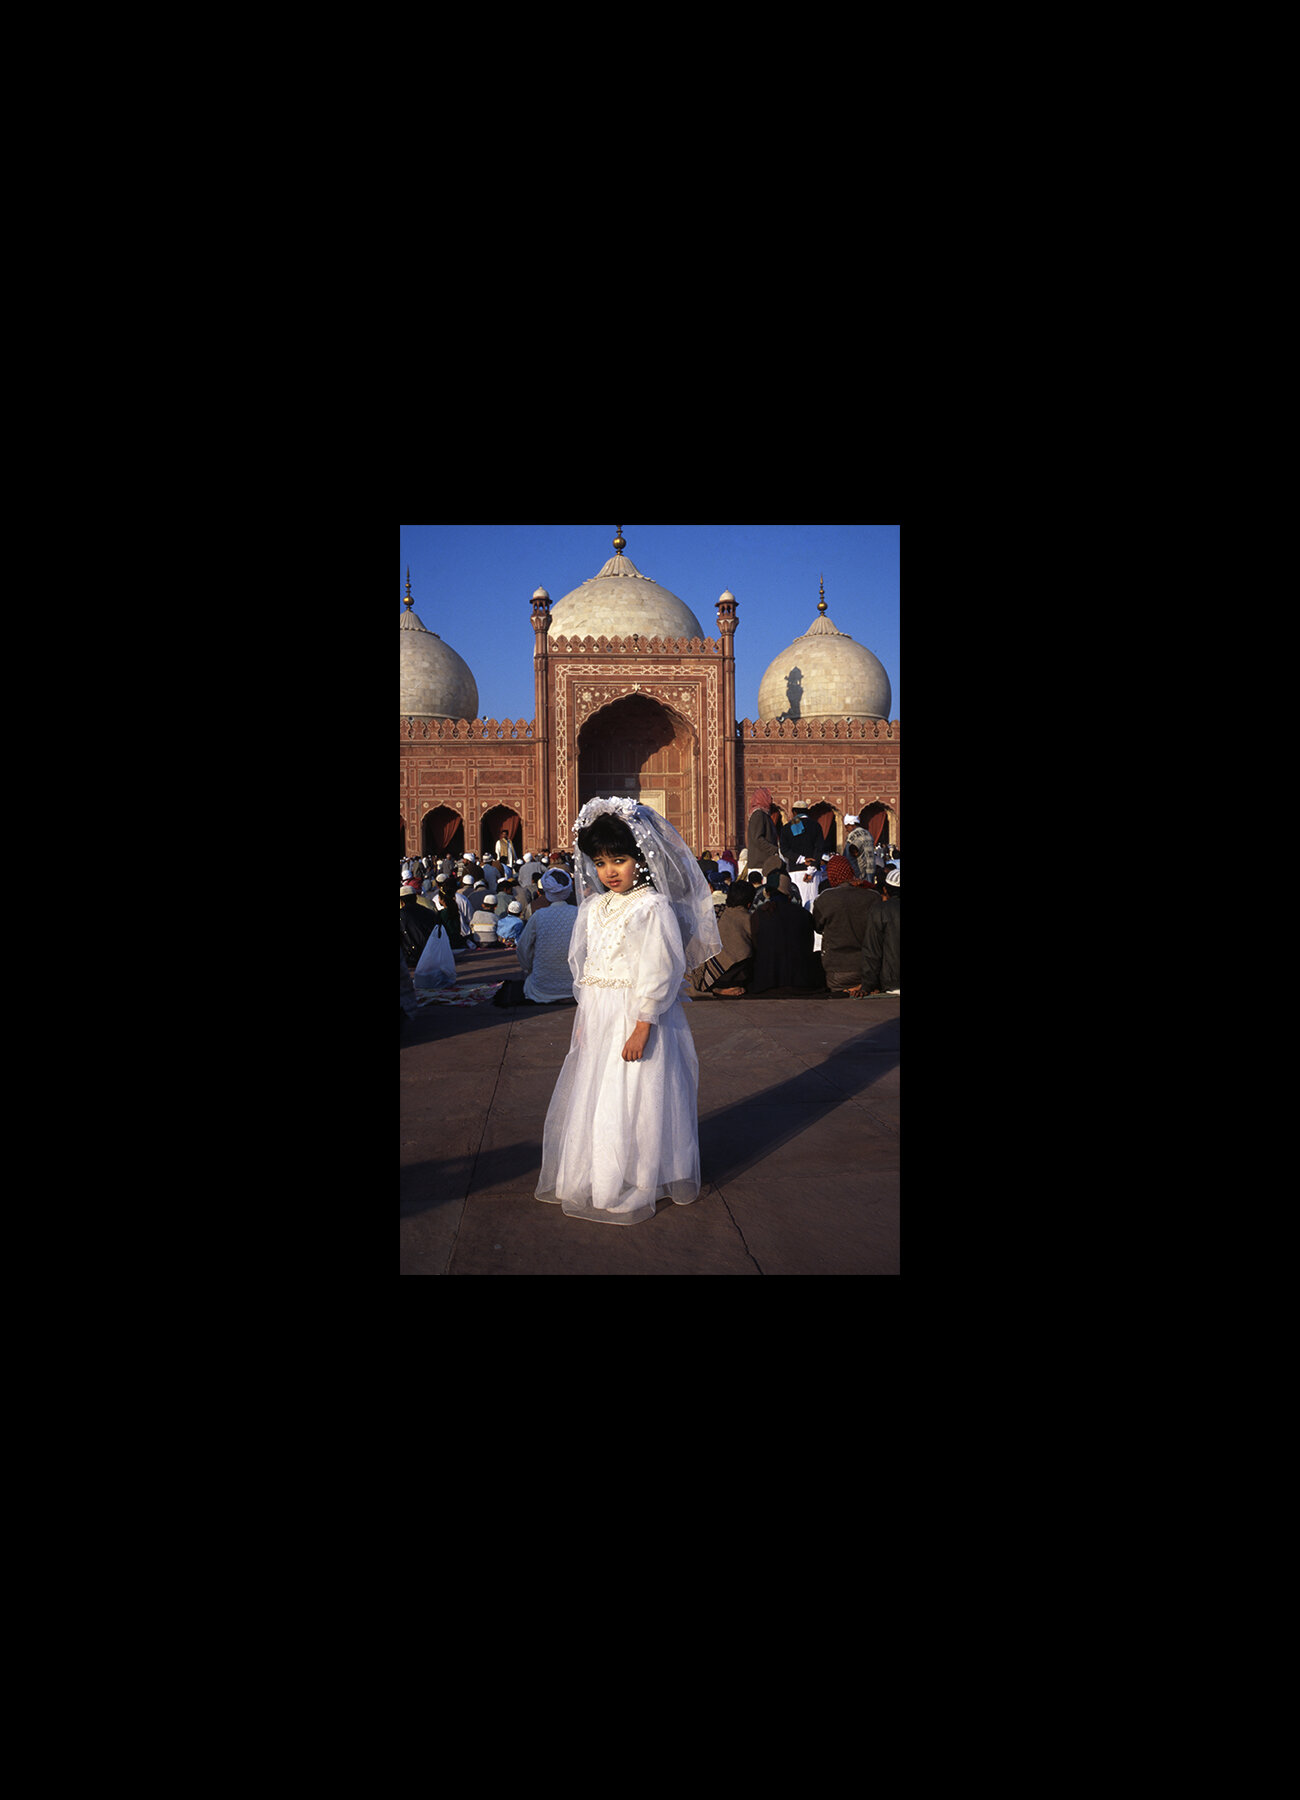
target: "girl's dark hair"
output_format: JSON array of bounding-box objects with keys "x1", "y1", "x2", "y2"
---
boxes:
[
  {"x1": 576, "y1": 813, "x2": 654, "y2": 888},
  {"x1": 576, "y1": 814, "x2": 639, "y2": 860}
]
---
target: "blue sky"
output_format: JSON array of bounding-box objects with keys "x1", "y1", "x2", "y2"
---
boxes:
[{"x1": 398, "y1": 522, "x2": 899, "y2": 727}]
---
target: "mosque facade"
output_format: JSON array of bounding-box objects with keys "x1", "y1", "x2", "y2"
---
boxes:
[{"x1": 399, "y1": 528, "x2": 900, "y2": 863}]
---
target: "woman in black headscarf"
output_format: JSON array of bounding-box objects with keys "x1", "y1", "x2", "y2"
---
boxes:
[{"x1": 748, "y1": 871, "x2": 827, "y2": 997}]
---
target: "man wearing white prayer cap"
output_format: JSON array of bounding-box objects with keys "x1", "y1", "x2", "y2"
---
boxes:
[
  {"x1": 455, "y1": 877, "x2": 477, "y2": 940},
  {"x1": 496, "y1": 899, "x2": 525, "y2": 944},
  {"x1": 470, "y1": 892, "x2": 498, "y2": 945},
  {"x1": 516, "y1": 850, "x2": 546, "y2": 906},
  {"x1": 510, "y1": 869, "x2": 580, "y2": 1005}
]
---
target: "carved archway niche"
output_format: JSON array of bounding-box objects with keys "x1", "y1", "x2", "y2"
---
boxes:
[
  {"x1": 576, "y1": 692, "x2": 699, "y2": 851},
  {"x1": 422, "y1": 806, "x2": 465, "y2": 858}
]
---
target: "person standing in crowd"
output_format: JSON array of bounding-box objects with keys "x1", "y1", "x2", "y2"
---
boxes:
[
  {"x1": 455, "y1": 876, "x2": 477, "y2": 941},
  {"x1": 779, "y1": 801, "x2": 825, "y2": 870},
  {"x1": 716, "y1": 845, "x2": 738, "y2": 881},
  {"x1": 689, "y1": 880, "x2": 756, "y2": 998},
  {"x1": 748, "y1": 871, "x2": 827, "y2": 996},
  {"x1": 861, "y1": 864, "x2": 901, "y2": 994},
  {"x1": 746, "y1": 786, "x2": 783, "y2": 878},
  {"x1": 812, "y1": 853, "x2": 881, "y2": 996}
]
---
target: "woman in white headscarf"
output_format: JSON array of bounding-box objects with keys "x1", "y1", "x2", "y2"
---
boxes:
[{"x1": 535, "y1": 797, "x2": 721, "y2": 1227}]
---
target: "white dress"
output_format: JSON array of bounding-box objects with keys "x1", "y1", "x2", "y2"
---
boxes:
[{"x1": 536, "y1": 886, "x2": 701, "y2": 1225}]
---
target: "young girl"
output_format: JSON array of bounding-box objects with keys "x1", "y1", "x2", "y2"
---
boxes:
[{"x1": 535, "y1": 797, "x2": 722, "y2": 1226}]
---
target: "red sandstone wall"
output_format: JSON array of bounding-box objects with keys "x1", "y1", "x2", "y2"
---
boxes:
[
  {"x1": 400, "y1": 714, "x2": 900, "y2": 859},
  {"x1": 400, "y1": 718, "x2": 537, "y2": 857},
  {"x1": 736, "y1": 719, "x2": 901, "y2": 852}
]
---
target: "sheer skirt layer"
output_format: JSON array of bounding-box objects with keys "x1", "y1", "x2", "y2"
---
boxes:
[{"x1": 535, "y1": 986, "x2": 701, "y2": 1225}]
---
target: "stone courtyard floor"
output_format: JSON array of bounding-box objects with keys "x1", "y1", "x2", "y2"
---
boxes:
[{"x1": 400, "y1": 939, "x2": 899, "y2": 1276}]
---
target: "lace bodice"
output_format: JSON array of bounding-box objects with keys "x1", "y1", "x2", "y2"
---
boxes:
[
  {"x1": 580, "y1": 887, "x2": 659, "y2": 985},
  {"x1": 570, "y1": 887, "x2": 688, "y2": 1018}
]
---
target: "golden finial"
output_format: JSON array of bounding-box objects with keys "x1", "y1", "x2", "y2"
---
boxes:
[
  {"x1": 818, "y1": 575, "x2": 827, "y2": 615},
  {"x1": 404, "y1": 567, "x2": 415, "y2": 610},
  {"x1": 613, "y1": 525, "x2": 626, "y2": 554}
]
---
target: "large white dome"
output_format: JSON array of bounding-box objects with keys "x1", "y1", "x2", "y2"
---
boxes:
[
  {"x1": 756, "y1": 596, "x2": 892, "y2": 722},
  {"x1": 546, "y1": 532, "x2": 704, "y2": 643},
  {"x1": 399, "y1": 580, "x2": 479, "y2": 720}
]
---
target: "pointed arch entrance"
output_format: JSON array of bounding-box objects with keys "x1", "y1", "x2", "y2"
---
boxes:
[
  {"x1": 422, "y1": 806, "x2": 464, "y2": 859},
  {"x1": 577, "y1": 693, "x2": 699, "y2": 851},
  {"x1": 809, "y1": 801, "x2": 839, "y2": 853},
  {"x1": 480, "y1": 803, "x2": 523, "y2": 862},
  {"x1": 858, "y1": 802, "x2": 898, "y2": 849}
]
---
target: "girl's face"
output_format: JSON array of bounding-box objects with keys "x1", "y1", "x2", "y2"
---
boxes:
[{"x1": 592, "y1": 851, "x2": 638, "y2": 893}]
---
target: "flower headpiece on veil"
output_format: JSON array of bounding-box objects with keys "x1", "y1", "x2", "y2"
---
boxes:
[{"x1": 572, "y1": 796, "x2": 722, "y2": 970}]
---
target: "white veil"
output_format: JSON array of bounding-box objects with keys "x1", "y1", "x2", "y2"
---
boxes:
[{"x1": 571, "y1": 796, "x2": 723, "y2": 970}]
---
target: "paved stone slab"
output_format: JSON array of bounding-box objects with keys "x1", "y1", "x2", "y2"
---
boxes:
[
  {"x1": 448, "y1": 1185, "x2": 759, "y2": 1276},
  {"x1": 720, "y1": 1172, "x2": 901, "y2": 1275}
]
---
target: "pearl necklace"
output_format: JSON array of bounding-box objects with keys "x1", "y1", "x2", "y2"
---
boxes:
[{"x1": 582, "y1": 885, "x2": 655, "y2": 979}]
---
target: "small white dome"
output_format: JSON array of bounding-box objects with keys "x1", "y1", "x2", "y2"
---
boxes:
[
  {"x1": 756, "y1": 598, "x2": 891, "y2": 722},
  {"x1": 399, "y1": 587, "x2": 479, "y2": 720}
]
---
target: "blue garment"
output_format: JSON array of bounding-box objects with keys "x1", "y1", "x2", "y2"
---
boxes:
[{"x1": 496, "y1": 915, "x2": 525, "y2": 943}]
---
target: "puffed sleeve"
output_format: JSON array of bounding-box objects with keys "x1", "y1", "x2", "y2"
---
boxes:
[{"x1": 632, "y1": 895, "x2": 687, "y2": 1022}]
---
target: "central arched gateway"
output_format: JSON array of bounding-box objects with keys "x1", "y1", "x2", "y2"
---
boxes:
[{"x1": 577, "y1": 693, "x2": 698, "y2": 851}]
